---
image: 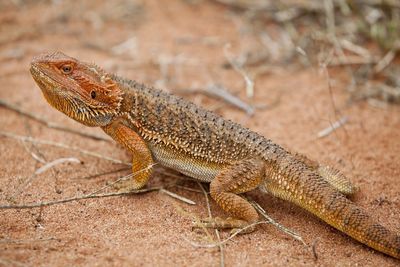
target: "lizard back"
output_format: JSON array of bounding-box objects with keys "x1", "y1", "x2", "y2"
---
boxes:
[{"x1": 116, "y1": 76, "x2": 284, "y2": 165}]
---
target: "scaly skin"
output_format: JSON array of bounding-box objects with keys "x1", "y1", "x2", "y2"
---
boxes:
[{"x1": 30, "y1": 52, "x2": 400, "y2": 259}]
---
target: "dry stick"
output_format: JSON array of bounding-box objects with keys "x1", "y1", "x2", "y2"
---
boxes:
[
  {"x1": 80, "y1": 167, "x2": 131, "y2": 180},
  {"x1": 171, "y1": 198, "x2": 215, "y2": 242},
  {"x1": 249, "y1": 199, "x2": 306, "y2": 245},
  {"x1": 35, "y1": 157, "x2": 81, "y2": 175},
  {"x1": 374, "y1": 50, "x2": 396, "y2": 74},
  {"x1": 21, "y1": 141, "x2": 46, "y2": 164},
  {"x1": 0, "y1": 131, "x2": 130, "y2": 165},
  {"x1": 2, "y1": 168, "x2": 195, "y2": 211},
  {"x1": 317, "y1": 116, "x2": 348, "y2": 138},
  {"x1": 324, "y1": 0, "x2": 345, "y2": 61},
  {"x1": 327, "y1": 56, "x2": 377, "y2": 66},
  {"x1": 10, "y1": 157, "x2": 81, "y2": 200},
  {"x1": 2, "y1": 131, "x2": 193, "y2": 206},
  {"x1": 338, "y1": 39, "x2": 371, "y2": 59},
  {"x1": 187, "y1": 192, "x2": 214, "y2": 243},
  {"x1": 323, "y1": 0, "x2": 357, "y2": 92},
  {"x1": 321, "y1": 65, "x2": 350, "y2": 140},
  {"x1": 197, "y1": 182, "x2": 225, "y2": 267},
  {"x1": 179, "y1": 84, "x2": 255, "y2": 115},
  {"x1": 22, "y1": 122, "x2": 49, "y2": 164},
  {"x1": 0, "y1": 99, "x2": 110, "y2": 142},
  {"x1": 88, "y1": 172, "x2": 134, "y2": 196},
  {"x1": 87, "y1": 163, "x2": 157, "y2": 196},
  {"x1": 223, "y1": 43, "x2": 255, "y2": 100},
  {"x1": 0, "y1": 188, "x2": 160, "y2": 210},
  {"x1": 185, "y1": 221, "x2": 269, "y2": 248},
  {"x1": 160, "y1": 189, "x2": 196, "y2": 205},
  {"x1": 208, "y1": 84, "x2": 254, "y2": 115},
  {"x1": 296, "y1": 46, "x2": 314, "y2": 70},
  {"x1": 86, "y1": 164, "x2": 196, "y2": 206},
  {"x1": 314, "y1": 33, "x2": 376, "y2": 66}
]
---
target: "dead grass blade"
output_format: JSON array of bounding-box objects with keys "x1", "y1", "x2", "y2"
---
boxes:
[
  {"x1": 160, "y1": 189, "x2": 196, "y2": 205},
  {"x1": 250, "y1": 199, "x2": 306, "y2": 245},
  {"x1": 223, "y1": 44, "x2": 255, "y2": 99},
  {"x1": 0, "y1": 99, "x2": 110, "y2": 142},
  {"x1": 180, "y1": 84, "x2": 255, "y2": 115},
  {"x1": 317, "y1": 116, "x2": 348, "y2": 138},
  {"x1": 197, "y1": 182, "x2": 225, "y2": 267},
  {"x1": 34, "y1": 157, "x2": 81, "y2": 175},
  {"x1": 0, "y1": 187, "x2": 161, "y2": 210},
  {"x1": 0, "y1": 131, "x2": 130, "y2": 165}
]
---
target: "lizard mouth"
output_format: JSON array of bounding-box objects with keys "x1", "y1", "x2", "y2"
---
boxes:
[
  {"x1": 30, "y1": 63, "x2": 70, "y2": 116},
  {"x1": 30, "y1": 64, "x2": 60, "y2": 91}
]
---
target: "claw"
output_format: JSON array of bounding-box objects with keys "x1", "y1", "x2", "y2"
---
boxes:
[
  {"x1": 229, "y1": 226, "x2": 255, "y2": 235},
  {"x1": 109, "y1": 179, "x2": 144, "y2": 192},
  {"x1": 193, "y1": 216, "x2": 252, "y2": 232}
]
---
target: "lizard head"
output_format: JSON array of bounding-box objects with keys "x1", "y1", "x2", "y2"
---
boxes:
[{"x1": 30, "y1": 51, "x2": 123, "y2": 127}]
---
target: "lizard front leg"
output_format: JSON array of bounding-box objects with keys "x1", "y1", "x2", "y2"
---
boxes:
[
  {"x1": 102, "y1": 121, "x2": 154, "y2": 190},
  {"x1": 200, "y1": 158, "x2": 265, "y2": 230}
]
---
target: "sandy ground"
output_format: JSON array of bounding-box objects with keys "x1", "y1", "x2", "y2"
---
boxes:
[{"x1": 0, "y1": 1, "x2": 399, "y2": 266}]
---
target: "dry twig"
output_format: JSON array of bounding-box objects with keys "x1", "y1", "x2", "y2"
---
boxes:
[
  {"x1": 0, "y1": 131, "x2": 130, "y2": 165},
  {"x1": 223, "y1": 44, "x2": 255, "y2": 99},
  {"x1": 34, "y1": 157, "x2": 81, "y2": 175},
  {"x1": 80, "y1": 167, "x2": 130, "y2": 180},
  {"x1": 374, "y1": 50, "x2": 396, "y2": 74},
  {"x1": 317, "y1": 116, "x2": 348, "y2": 138},
  {"x1": 184, "y1": 221, "x2": 268, "y2": 248},
  {"x1": 0, "y1": 188, "x2": 160, "y2": 210},
  {"x1": 250, "y1": 199, "x2": 306, "y2": 245},
  {"x1": 160, "y1": 189, "x2": 196, "y2": 205},
  {"x1": 0, "y1": 99, "x2": 110, "y2": 142},
  {"x1": 9, "y1": 157, "x2": 81, "y2": 200},
  {"x1": 197, "y1": 182, "x2": 225, "y2": 267},
  {"x1": 180, "y1": 84, "x2": 255, "y2": 115},
  {"x1": 89, "y1": 163, "x2": 157, "y2": 196},
  {"x1": 21, "y1": 141, "x2": 46, "y2": 164}
]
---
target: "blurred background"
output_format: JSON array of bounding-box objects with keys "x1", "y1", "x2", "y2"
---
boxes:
[{"x1": 1, "y1": 0, "x2": 399, "y2": 107}]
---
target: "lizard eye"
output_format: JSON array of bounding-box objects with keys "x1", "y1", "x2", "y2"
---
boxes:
[
  {"x1": 61, "y1": 64, "x2": 72, "y2": 74},
  {"x1": 90, "y1": 91, "x2": 96, "y2": 99}
]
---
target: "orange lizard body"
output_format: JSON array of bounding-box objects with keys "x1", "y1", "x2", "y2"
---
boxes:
[{"x1": 30, "y1": 52, "x2": 400, "y2": 259}]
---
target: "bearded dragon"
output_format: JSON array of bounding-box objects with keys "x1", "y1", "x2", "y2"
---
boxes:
[{"x1": 30, "y1": 52, "x2": 400, "y2": 259}]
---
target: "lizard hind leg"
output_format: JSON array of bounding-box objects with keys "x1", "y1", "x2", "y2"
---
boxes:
[
  {"x1": 317, "y1": 165, "x2": 358, "y2": 196},
  {"x1": 199, "y1": 158, "x2": 265, "y2": 231},
  {"x1": 292, "y1": 152, "x2": 357, "y2": 196}
]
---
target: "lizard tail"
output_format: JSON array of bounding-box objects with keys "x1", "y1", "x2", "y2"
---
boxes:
[{"x1": 263, "y1": 157, "x2": 400, "y2": 259}]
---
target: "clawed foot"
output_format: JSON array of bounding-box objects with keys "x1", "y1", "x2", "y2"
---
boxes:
[
  {"x1": 193, "y1": 217, "x2": 256, "y2": 234},
  {"x1": 108, "y1": 179, "x2": 144, "y2": 192}
]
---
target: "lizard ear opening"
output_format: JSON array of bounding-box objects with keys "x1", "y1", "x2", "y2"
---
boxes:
[{"x1": 91, "y1": 90, "x2": 96, "y2": 99}]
